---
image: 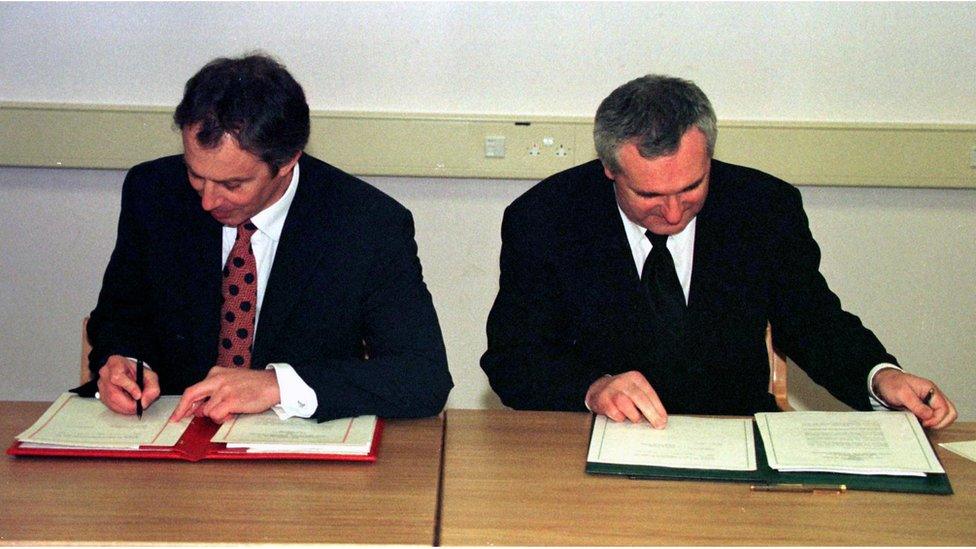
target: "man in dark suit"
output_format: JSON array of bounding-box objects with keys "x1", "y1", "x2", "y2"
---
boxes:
[
  {"x1": 83, "y1": 54, "x2": 452, "y2": 423},
  {"x1": 481, "y1": 75, "x2": 956, "y2": 429}
]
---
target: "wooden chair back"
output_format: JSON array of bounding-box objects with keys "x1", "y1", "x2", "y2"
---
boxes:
[
  {"x1": 765, "y1": 323, "x2": 792, "y2": 411},
  {"x1": 80, "y1": 317, "x2": 92, "y2": 384}
]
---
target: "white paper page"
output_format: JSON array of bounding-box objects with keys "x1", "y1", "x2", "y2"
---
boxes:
[
  {"x1": 212, "y1": 412, "x2": 376, "y2": 454},
  {"x1": 16, "y1": 393, "x2": 190, "y2": 449},
  {"x1": 587, "y1": 415, "x2": 757, "y2": 471},
  {"x1": 756, "y1": 411, "x2": 944, "y2": 476},
  {"x1": 939, "y1": 440, "x2": 976, "y2": 463}
]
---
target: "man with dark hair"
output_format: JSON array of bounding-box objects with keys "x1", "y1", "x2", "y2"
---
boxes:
[
  {"x1": 481, "y1": 75, "x2": 956, "y2": 429},
  {"x1": 83, "y1": 53, "x2": 452, "y2": 422}
]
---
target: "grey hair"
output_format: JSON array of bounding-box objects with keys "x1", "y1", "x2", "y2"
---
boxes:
[{"x1": 594, "y1": 75, "x2": 717, "y2": 174}]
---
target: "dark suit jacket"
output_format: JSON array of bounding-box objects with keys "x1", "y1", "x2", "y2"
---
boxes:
[
  {"x1": 481, "y1": 159, "x2": 896, "y2": 415},
  {"x1": 81, "y1": 154, "x2": 452, "y2": 421}
]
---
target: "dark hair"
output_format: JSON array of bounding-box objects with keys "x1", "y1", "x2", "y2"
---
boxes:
[
  {"x1": 594, "y1": 75, "x2": 717, "y2": 174},
  {"x1": 174, "y1": 53, "x2": 310, "y2": 173}
]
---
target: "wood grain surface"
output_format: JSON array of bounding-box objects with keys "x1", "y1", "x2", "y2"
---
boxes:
[
  {"x1": 1, "y1": 401, "x2": 443, "y2": 545},
  {"x1": 440, "y1": 409, "x2": 976, "y2": 546}
]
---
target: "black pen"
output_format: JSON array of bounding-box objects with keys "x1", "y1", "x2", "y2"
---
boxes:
[
  {"x1": 135, "y1": 359, "x2": 144, "y2": 419},
  {"x1": 923, "y1": 388, "x2": 935, "y2": 406}
]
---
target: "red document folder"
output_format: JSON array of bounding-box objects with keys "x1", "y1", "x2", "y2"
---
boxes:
[{"x1": 7, "y1": 415, "x2": 383, "y2": 462}]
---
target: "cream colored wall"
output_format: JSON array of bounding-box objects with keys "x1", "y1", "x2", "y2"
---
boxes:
[
  {"x1": 0, "y1": 2, "x2": 974, "y2": 416},
  {"x1": 2, "y1": 3, "x2": 974, "y2": 121}
]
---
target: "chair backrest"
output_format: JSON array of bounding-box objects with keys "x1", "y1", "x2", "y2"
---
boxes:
[
  {"x1": 765, "y1": 323, "x2": 792, "y2": 411},
  {"x1": 80, "y1": 317, "x2": 92, "y2": 384}
]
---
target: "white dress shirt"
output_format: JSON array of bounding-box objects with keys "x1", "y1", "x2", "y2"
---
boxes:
[
  {"x1": 615, "y1": 206, "x2": 895, "y2": 410},
  {"x1": 220, "y1": 163, "x2": 318, "y2": 419}
]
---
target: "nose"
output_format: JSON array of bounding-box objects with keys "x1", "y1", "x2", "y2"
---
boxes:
[
  {"x1": 199, "y1": 181, "x2": 220, "y2": 212},
  {"x1": 660, "y1": 195, "x2": 683, "y2": 224}
]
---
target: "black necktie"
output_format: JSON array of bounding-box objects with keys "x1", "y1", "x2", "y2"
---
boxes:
[{"x1": 641, "y1": 231, "x2": 686, "y2": 334}]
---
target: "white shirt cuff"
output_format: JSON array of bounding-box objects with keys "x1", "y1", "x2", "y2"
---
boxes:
[
  {"x1": 266, "y1": 363, "x2": 318, "y2": 419},
  {"x1": 126, "y1": 357, "x2": 151, "y2": 369},
  {"x1": 868, "y1": 363, "x2": 902, "y2": 411}
]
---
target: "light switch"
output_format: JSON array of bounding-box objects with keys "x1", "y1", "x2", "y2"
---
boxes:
[{"x1": 485, "y1": 136, "x2": 506, "y2": 158}]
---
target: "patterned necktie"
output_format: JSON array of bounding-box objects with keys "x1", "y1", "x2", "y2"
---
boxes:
[
  {"x1": 642, "y1": 231, "x2": 686, "y2": 334},
  {"x1": 217, "y1": 221, "x2": 258, "y2": 369}
]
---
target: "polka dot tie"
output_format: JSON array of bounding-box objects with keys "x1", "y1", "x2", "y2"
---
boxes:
[{"x1": 217, "y1": 221, "x2": 258, "y2": 369}]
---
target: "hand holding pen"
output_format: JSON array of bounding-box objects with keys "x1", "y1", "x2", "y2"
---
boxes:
[
  {"x1": 135, "y1": 359, "x2": 144, "y2": 419},
  {"x1": 872, "y1": 368, "x2": 957, "y2": 430},
  {"x1": 94, "y1": 355, "x2": 161, "y2": 416}
]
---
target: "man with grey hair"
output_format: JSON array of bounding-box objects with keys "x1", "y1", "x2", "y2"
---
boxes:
[{"x1": 481, "y1": 75, "x2": 956, "y2": 429}]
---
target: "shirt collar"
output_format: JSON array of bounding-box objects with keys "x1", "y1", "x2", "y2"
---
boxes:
[
  {"x1": 249, "y1": 162, "x2": 300, "y2": 242},
  {"x1": 616, "y1": 203, "x2": 697, "y2": 253}
]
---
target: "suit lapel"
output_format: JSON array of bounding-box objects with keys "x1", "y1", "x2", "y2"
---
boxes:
[
  {"x1": 578, "y1": 180, "x2": 639, "y2": 286},
  {"x1": 252, "y1": 163, "x2": 335, "y2": 364},
  {"x1": 563, "y1": 170, "x2": 661, "y2": 360},
  {"x1": 175, "y1": 172, "x2": 223, "y2": 356},
  {"x1": 562, "y1": 168, "x2": 639, "y2": 291},
  {"x1": 683, "y1": 165, "x2": 729, "y2": 378}
]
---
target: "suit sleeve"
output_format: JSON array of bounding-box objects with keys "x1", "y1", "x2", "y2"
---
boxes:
[
  {"x1": 293, "y1": 210, "x2": 453, "y2": 421},
  {"x1": 80, "y1": 165, "x2": 159, "y2": 390},
  {"x1": 766, "y1": 184, "x2": 897, "y2": 410},
  {"x1": 480, "y1": 206, "x2": 602, "y2": 411}
]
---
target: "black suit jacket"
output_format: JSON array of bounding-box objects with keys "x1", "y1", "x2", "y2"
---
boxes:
[
  {"x1": 82, "y1": 154, "x2": 452, "y2": 421},
  {"x1": 481, "y1": 159, "x2": 896, "y2": 415}
]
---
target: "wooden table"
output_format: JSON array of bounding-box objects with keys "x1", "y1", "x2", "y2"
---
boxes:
[
  {"x1": 440, "y1": 409, "x2": 976, "y2": 546},
  {"x1": 0, "y1": 401, "x2": 444, "y2": 545}
]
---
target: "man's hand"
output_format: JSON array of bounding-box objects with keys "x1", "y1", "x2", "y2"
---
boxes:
[
  {"x1": 585, "y1": 371, "x2": 668, "y2": 429},
  {"x1": 169, "y1": 367, "x2": 280, "y2": 424},
  {"x1": 873, "y1": 368, "x2": 957, "y2": 430},
  {"x1": 96, "y1": 355, "x2": 160, "y2": 415}
]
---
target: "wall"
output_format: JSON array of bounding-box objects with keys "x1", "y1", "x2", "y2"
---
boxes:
[
  {"x1": 2, "y1": 3, "x2": 974, "y2": 120},
  {"x1": 1, "y1": 2, "x2": 974, "y2": 416}
]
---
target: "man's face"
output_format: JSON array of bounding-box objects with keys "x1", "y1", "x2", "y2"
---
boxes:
[
  {"x1": 182, "y1": 125, "x2": 299, "y2": 227},
  {"x1": 605, "y1": 129, "x2": 710, "y2": 235}
]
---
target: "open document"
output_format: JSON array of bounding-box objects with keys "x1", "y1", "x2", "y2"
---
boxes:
[
  {"x1": 939, "y1": 440, "x2": 976, "y2": 463},
  {"x1": 212, "y1": 412, "x2": 377, "y2": 455},
  {"x1": 755, "y1": 411, "x2": 945, "y2": 476},
  {"x1": 587, "y1": 415, "x2": 756, "y2": 471},
  {"x1": 15, "y1": 392, "x2": 190, "y2": 449},
  {"x1": 8, "y1": 392, "x2": 382, "y2": 462},
  {"x1": 585, "y1": 412, "x2": 951, "y2": 494}
]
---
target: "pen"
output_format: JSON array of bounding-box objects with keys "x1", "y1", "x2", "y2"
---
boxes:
[
  {"x1": 923, "y1": 388, "x2": 935, "y2": 406},
  {"x1": 135, "y1": 359, "x2": 144, "y2": 419},
  {"x1": 751, "y1": 483, "x2": 846, "y2": 493}
]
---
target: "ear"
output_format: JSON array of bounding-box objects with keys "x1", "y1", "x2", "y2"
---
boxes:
[
  {"x1": 602, "y1": 162, "x2": 616, "y2": 181},
  {"x1": 276, "y1": 151, "x2": 302, "y2": 177}
]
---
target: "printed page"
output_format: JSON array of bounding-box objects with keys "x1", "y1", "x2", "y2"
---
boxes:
[
  {"x1": 587, "y1": 415, "x2": 757, "y2": 471},
  {"x1": 939, "y1": 440, "x2": 976, "y2": 463},
  {"x1": 16, "y1": 393, "x2": 190, "y2": 449},
  {"x1": 212, "y1": 412, "x2": 377, "y2": 455},
  {"x1": 756, "y1": 411, "x2": 944, "y2": 476}
]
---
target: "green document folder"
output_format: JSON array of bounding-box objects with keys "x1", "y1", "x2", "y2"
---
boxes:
[{"x1": 585, "y1": 420, "x2": 952, "y2": 495}]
